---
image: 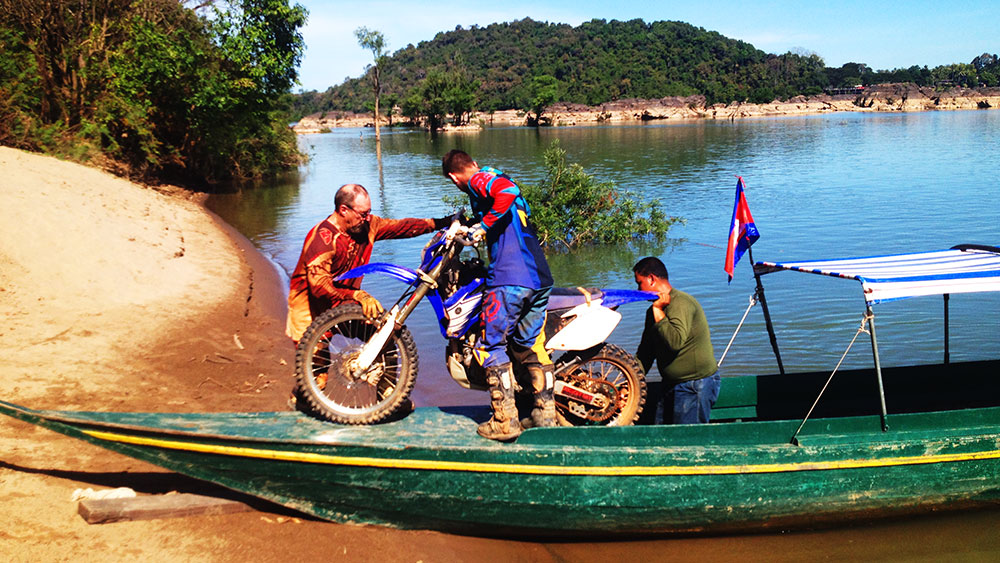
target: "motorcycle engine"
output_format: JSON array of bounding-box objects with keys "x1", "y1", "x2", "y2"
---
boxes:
[{"x1": 442, "y1": 256, "x2": 486, "y2": 299}]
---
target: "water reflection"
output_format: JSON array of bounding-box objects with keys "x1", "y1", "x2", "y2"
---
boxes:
[
  {"x1": 545, "y1": 238, "x2": 686, "y2": 288},
  {"x1": 375, "y1": 139, "x2": 389, "y2": 217},
  {"x1": 204, "y1": 169, "x2": 302, "y2": 265}
]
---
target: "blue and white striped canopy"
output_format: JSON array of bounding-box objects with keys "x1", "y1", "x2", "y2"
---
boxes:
[{"x1": 754, "y1": 245, "x2": 1000, "y2": 304}]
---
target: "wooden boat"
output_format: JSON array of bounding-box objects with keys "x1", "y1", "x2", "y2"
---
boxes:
[{"x1": 2, "y1": 244, "x2": 999, "y2": 537}]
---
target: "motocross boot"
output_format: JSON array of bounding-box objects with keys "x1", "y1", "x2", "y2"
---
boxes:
[
  {"x1": 527, "y1": 364, "x2": 558, "y2": 428},
  {"x1": 477, "y1": 363, "x2": 522, "y2": 441}
]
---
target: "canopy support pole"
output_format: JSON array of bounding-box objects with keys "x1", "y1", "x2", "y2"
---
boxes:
[
  {"x1": 717, "y1": 293, "x2": 757, "y2": 368},
  {"x1": 748, "y1": 247, "x2": 784, "y2": 375},
  {"x1": 866, "y1": 306, "x2": 889, "y2": 432},
  {"x1": 944, "y1": 293, "x2": 950, "y2": 364},
  {"x1": 790, "y1": 312, "x2": 871, "y2": 445}
]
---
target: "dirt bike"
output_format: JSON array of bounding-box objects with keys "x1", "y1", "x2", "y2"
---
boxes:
[{"x1": 294, "y1": 218, "x2": 655, "y2": 427}]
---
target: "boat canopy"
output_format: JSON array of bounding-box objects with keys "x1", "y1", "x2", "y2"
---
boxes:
[
  {"x1": 753, "y1": 245, "x2": 1000, "y2": 305},
  {"x1": 731, "y1": 244, "x2": 999, "y2": 441}
]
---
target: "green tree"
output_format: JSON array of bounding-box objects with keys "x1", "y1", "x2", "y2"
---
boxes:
[
  {"x1": 401, "y1": 70, "x2": 474, "y2": 129},
  {"x1": 521, "y1": 141, "x2": 681, "y2": 249},
  {"x1": 0, "y1": 27, "x2": 44, "y2": 149},
  {"x1": 193, "y1": 0, "x2": 307, "y2": 181},
  {"x1": 355, "y1": 26, "x2": 387, "y2": 141},
  {"x1": 0, "y1": 0, "x2": 136, "y2": 154},
  {"x1": 748, "y1": 86, "x2": 776, "y2": 104},
  {"x1": 420, "y1": 71, "x2": 451, "y2": 130},
  {"x1": 277, "y1": 18, "x2": 993, "y2": 119},
  {"x1": 382, "y1": 93, "x2": 400, "y2": 125},
  {"x1": 0, "y1": 0, "x2": 307, "y2": 185},
  {"x1": 527, "y1": 74, "x2": 559, "y2": 125},
  {"x1": 443, "y1": 71, "x2": 480, "y2": 125},
  {"x1": 294, "y1": 18, "x2": 837, "y2": 116},
  {"x1": 400, "y1": 91, "x2": 425, "y2": 124},
  {"x1": 931, "y1": 63, "x2": 978, "y2": 88}
]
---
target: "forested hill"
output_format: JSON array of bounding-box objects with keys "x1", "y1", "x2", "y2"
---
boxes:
[
  {"x1": 297, "y1": 18, "x2": 828, "y2": 115},
  {"x1": 293, "y1": 18, "x2": 998, "y2": 121}
]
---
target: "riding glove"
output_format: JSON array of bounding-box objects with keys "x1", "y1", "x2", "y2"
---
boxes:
[
  {"x1": 353, "y1": 290, "x2": 384, "y2": 317},
  {"x1": 470, "y1": 224, "x2": 487, "y2": 244}
]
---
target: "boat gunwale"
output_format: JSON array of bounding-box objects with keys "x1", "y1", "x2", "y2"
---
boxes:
[{"x1": 5, "y1": 397, "x2": 1000, "y2": 478}]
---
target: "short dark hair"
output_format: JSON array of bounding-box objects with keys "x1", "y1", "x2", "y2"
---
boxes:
[
  {"x1": 633, "y1": 256, "x2": 669, "y2": 280},
  {"x1": 442, "y1": 149, "x2": 476, "y2": 176},
  {"x1": 334, "y1": 184, "x2": 368, "y2": 210}
]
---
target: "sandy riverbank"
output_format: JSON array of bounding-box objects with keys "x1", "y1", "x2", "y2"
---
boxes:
[
  {"x1": 292, "y1": 84, "x2": 1000, "y2": 133},
  {"x1": 0, "y1": 147, "x2": 561, "y2": 561}
]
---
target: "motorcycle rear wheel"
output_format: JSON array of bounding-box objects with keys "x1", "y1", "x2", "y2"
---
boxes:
[
  {"x1": 295, "y1": 303, "x2": 418, "y2": 424},
  {"x1": 554, "y1": 343, "x2": 646, "y2": 426}
]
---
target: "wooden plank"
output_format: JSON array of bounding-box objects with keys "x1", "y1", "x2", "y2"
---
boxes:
[{"x1": 78, "y1": 493, "x2": 254, "y2": 524}]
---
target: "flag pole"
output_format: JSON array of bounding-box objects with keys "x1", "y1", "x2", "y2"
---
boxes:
[{"x1": 747, "y1": 245, "x2": 785, "y2": 375}]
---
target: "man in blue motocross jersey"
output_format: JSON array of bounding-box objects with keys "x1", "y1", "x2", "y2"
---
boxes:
[{"x1": 442, "y1": 149, "x2": 556, "y2": 440}]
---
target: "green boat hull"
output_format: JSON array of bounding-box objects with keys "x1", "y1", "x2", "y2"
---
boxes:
[{"x1": 3, "y1": 372, "x2": 1000, "y2": 537}]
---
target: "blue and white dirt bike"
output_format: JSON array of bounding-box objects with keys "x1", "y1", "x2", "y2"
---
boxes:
[{"x1": 294, "y1": 219, "x2": 655, "y2": 427}]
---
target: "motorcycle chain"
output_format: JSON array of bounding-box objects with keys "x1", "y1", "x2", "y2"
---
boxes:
[{"x1": 559, "y1": 374, "x2": 619, "y2": 422}]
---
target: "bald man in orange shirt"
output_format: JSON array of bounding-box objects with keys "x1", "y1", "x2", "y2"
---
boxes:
[{"x1": 286, "y1": 183, "x2": 449, "y2": 342}]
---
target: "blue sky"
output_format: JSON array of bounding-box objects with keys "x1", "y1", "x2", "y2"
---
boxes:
[{"x1": 295, "y1": 1, "x2": 998, "y2": 92}]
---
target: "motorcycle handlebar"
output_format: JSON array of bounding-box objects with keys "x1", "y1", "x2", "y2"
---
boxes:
[
  {"x1": 444, "y1": 218, "x2": 478, "y2": 248},
  {"x1": 453, "y1": 232, "x2": 477, "y2": 247}
]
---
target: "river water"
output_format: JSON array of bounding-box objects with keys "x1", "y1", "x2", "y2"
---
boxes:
[{"x1": 206, "y1": 110, "x2": 1000, "y2": 556}]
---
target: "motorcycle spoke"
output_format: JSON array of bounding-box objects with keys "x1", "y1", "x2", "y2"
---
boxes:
[
  {"x1": 376, "y1": 348, "x2": 399, "y2": 379},
  {"x1": 305, "y1": 317, "x2": 397, "y2": 406},
  {"x1": 583, "y1": 361, "x2": 625, "y2": 388}
]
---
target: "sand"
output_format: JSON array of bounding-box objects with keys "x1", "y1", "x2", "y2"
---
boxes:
[{"x1": 0, "y1": 147, "x2": 560, "y2": 562}]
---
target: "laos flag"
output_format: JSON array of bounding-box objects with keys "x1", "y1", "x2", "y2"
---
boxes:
[{"x1": 725, "y1": 177, "x2": 759, "y2": 283}]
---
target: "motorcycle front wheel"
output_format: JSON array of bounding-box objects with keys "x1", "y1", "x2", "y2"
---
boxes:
[
  {"x1": 554, "y1": 343, "x2": 646, "y2": 426},
  {"x1": 295, "y1": 303, "x2": 418, "y2": 424}
]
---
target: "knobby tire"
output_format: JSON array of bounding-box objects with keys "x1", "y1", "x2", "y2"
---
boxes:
[{"x1": 294, "y1": 303, "x2": 418, "y2": 424}]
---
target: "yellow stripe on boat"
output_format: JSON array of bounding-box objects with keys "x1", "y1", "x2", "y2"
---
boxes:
[{"x1": 81, "y1": 429, "x2": 1000, "y2": 476}]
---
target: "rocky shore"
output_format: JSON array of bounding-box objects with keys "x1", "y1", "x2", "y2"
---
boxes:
[{"x1": 292, "y1": 84, "x2": 1000, "y2": 133}]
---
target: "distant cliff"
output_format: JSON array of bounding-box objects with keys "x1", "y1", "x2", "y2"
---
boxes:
[{"x1": 292, "y1": 85, "x2": 1000, "y2": 133}]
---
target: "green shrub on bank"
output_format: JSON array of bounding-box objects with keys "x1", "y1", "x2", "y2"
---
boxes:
[
  {"x1": 522, "y1": 142, "x2": 682, "y2": 250},
  {"x1": 441, "y1": 143, "x2": 681, "y2": 250}
]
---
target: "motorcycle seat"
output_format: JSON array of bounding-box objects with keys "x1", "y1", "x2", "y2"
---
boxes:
[{"x1": 547, "y1": 287, "x2": 604, "y2": 311}]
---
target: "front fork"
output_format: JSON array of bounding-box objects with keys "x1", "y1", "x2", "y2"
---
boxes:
[
  {"x1": 348, "y1": 305, "x2": 400, "y2": 377},
  {"x1": 350, "y1": 247, "x2": 457, "y2": 375}
]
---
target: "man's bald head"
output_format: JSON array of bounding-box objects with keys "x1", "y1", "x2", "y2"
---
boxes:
[{"x1": 334, "y1": 184, "x2": 369, "y2": 210}]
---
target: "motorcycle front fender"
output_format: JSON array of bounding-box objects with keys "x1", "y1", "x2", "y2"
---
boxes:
[{"x1": 334, "y1": 262, "x2": 420, "y2": 284}]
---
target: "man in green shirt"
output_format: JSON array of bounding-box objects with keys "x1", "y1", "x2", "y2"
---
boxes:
[{"x1": 633, "y1": 256, "x2": 720, "y2": 424}]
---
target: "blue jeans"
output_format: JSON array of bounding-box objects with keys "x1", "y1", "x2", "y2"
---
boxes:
[
  {"x1": 668, "y1": 373, "x2": 721, "y2": 424},
  {"x1": 641, "y1": 373, "x2": 721, "y2": 424},
  {"x1": 478, "y1": 285, "x2": 551, "y2": 368}
]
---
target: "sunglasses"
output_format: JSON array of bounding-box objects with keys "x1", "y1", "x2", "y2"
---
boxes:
[{"x1": 346, "y1": 205, "x2": 371, "y2": 219}]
